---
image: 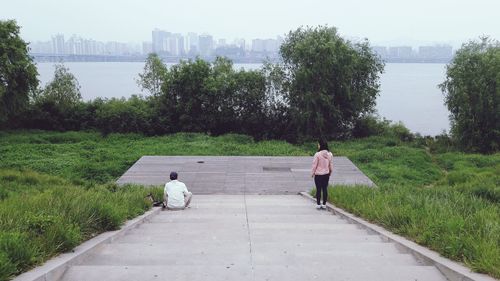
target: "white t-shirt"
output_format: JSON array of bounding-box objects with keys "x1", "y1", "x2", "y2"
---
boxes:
[{"x1": 164, "y1": 180, "x2": 189, "y2": 208}]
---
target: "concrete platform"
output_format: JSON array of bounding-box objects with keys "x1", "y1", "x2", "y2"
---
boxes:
[
  {"x1": 60, "y1": 195, "x2": 447, "y2": 281},
  {"x1": 117, "y1": 156, "x2": 374, "y2": 194}
]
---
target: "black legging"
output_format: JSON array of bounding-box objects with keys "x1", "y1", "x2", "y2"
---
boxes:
[{"x1": 314, "y1": 174, "x2": 330, "y2": 205}]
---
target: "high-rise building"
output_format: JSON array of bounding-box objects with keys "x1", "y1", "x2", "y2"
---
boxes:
[
  {"x1": 51, "y1": 34, "x2": 65, "y2": 54},
  {"x1": 187, "y1": 32, "x2": 199, "y2": 53},
  {"x1": 251, "y1": 39, "x2": 265, "y2": 52},
  {"x1": 418, "y1": 45, "x2": 452, "y2": 59},
  {"x1": 152, "y1": 29, "x2": 171, "y2": 53},
  {"x1": 30, "y1": 41, "x2": 52, "y2": 53},
  {"x1": 199, "y1": 34, "x2": 214, "y2": 57},
  {"x1": 217, "y1": 38, "x2": 227, "y2": 47},
  {"x1": 388, "y1": 46, "x2": 413, "y2": 59},
  {"x1": 252, "y1": 38, "x2": 280, "y2": 53},
  {"x1": 233, "y1": 38, "x2": 246, "y2": 50}
]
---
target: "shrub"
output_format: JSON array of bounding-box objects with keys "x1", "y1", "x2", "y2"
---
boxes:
[
  {"x1": 95, "y1": 95, "x2": 153, "y2": 135},
  {"x1": 352, "y1": 115, "x2": 390, "y2": 138},
  {"x1": 439, "y1": 37, "x2": 500, "y2": 153}
]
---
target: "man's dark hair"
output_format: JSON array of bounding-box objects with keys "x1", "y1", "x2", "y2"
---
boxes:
[{"x1": 170, "y1": 171, "x2": 178, "y2": 180}]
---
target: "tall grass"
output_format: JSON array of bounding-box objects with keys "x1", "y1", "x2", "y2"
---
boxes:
[
  {"x1": 0, "y1": 169, "x2": 162, "y2": 280},
  {"x1": 1, "y1": 130, "x2": 499, "y2": 278},
  {"x1": 0, "y1": 131, "x2": 310, "y2": 184},
  {"x1": 320, "y1": 142, "x2": 500, "y2": 278},
  {"x1": 327, "y1": 185, "x2": 499, "y2": 277}
]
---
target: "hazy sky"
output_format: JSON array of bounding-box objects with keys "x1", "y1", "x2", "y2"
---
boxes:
[{"x1": 2, "y1": 0, "x2": 499, "y2": 47}]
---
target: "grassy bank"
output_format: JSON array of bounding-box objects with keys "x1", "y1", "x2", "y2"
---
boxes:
[
  {"x1": 0, "y1": 169, "x2": 163, "y2": 280},
  {"x1": 0, "y1": 130, "x2": 498, "y2": 279},
  {"x1": 322, "y1": 141, "x2": 500, "y2": 277},
  {"x1": 0, "y1": 130, "x2": 309, "y2": 280},
  {"x1": 0, "y1": 130, "x2": 309, "y2": 184}
]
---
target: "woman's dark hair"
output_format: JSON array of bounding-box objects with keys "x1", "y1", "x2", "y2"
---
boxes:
[
  {"x1": 170, "y1": 171, "x2": 178, "y2": 180},
  {"x1": 318, "y1": 139, "x2": 329, "y2": 152}
]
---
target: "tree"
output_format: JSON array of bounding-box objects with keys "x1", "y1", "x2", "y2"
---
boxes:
[
  {"x1": 0, "y1": 20, "x2": 38, "y2": 126},
  {"x1": 27, "y1": 64, "x2": 82, "y2": 130},
  {"x1": 278, "y1": 26, "x2": 384, "y2": 140},
  {"x1": 439, "y1": 37, "x2": 500, "y2": 153},
  {"x1": 35, "y1": 64, "x2": 82, "y2": 108},
  {"x1": 137, "y1": 53, "x2": 168, "y2": 96}
]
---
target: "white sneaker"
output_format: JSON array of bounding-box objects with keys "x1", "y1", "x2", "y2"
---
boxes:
[
  {"x1": 321, "y1": 205, "x2": 327, "y2": 209},
  {"x1": 316, "y1": 205, "x2": 322, "y2": 209}
]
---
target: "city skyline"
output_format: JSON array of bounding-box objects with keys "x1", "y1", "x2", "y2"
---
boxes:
[
  {"x1": 29, "y1": 29, "x2": 454, "y2": 58},
  {"x1": 2, "y1": 0, "x2": 499, "y2": 50}
]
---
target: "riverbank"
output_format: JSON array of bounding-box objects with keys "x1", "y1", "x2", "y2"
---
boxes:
[{"x1": 0, "y1": 131, "x2": 498, "y2": 279}]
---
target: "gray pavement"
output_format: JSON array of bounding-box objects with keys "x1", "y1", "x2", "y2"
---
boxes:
[
  {"x1": 117, "y1": 156, "x2": 375, "y2": 194},
  {"x1": 61, "y1": 195, "x2": 447, "y2": 281}
]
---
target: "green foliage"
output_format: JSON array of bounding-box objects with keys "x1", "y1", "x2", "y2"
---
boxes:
[
  {"x1": 0, "y1": 169, "x2": 160, "y2": 280},
  {"x1": 34, "y1": 64, "x2": 82, "y2": 108},
  {"x1": 94, "y1": 95, "x2": 153, "y2": 135},
  {"x1": 278, "y1": 26, "x2": 384, "y2": 140},
  {"x1": 151, "y1": 57, "x2": 275, "y2": 138},
  {"x1": 24, "y1": 63, "x2": 83, "y2": 131},
  {"x1": 328, "y1": 185, "x2": 500, "y2": 278},
  {"x1": 0, "y1": 131, "x2": 310, "y2": 183},
  {"x1": 1, "y1": 131, "x2": 499, "y2": 278},
  {"x1": 0, "y1": 20, "x2": 39, "y2": 127},
  {"x1": 319, "y1": 138, "x2": 500, "y2": 278},
  {"x1": 440, "y1": 37, "x2": 500, "y2": 153},
  {"x1": 137, "y1": 53, "x2": 167, "y2": 96},
  {"x1": 13, "y1": 25, "x2": 388, "y2": 141}
]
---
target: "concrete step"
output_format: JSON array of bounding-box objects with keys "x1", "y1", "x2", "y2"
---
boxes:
[
  {"x1": 128, "y1": 223, "x2": 249, "y2": 235},
  {"x1": 252, "y1": 252, "x2": 420, "y2": 266},
  {"x1": 119, "y1": 232, "x2": 250, "y2": 243},
  {"x1": 79, "y1": 243, "x2": 251, "y2": 266},
  {"x1": 60, "y1": 265, "x2": 252, "y2": 281},
  {"x1": 78, "y1": 242, "x2": 403, "y2": 266},
  {"x1": 253, "y1": 264, "x2": 448, "y2": 281},
  {"x1": 118, "y1": 231, "x2": 382, "y2": 244},
  {"x1": 61, "y1": 265, "x2": 446, "y2": 281},
  {"x1": 152, "y1": 212, "x2": 347, "y2": 223},
  {"x1": 56, "y1": 195, "x2": 447, "y2": 281}
]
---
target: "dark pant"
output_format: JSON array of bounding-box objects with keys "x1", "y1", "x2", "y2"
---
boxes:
[{"x1": 314, "y1": 174, "x2": 330, "y2": 205}]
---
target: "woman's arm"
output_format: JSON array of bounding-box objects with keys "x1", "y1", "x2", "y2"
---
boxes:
[{"x1": 311, "y1": 153, "x2": 319, "y2": 177}]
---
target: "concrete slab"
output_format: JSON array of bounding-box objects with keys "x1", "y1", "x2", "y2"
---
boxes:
[
  {"x1": 59, "y1": 195, "x2": 449, "y2": 281},
  {"x1": 116, "y1": 156, "x2": 375, "y2": 193}
]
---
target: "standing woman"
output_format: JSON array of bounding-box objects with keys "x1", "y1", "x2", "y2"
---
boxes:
[{"x1": 311, "y1": 139, "x2": 333, "y2": 209}]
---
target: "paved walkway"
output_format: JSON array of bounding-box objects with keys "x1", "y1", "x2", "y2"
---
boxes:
[
  {"x1": 61, "y1": 195, "x2": 447, "y2": 281},
  {"x1": 117, "y1": 156, "x2": 375, "y2": 194}
]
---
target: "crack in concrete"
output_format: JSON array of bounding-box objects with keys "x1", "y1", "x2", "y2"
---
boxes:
[{"x1": 243, "y1": 173, "x2": 256, "y2": 281}]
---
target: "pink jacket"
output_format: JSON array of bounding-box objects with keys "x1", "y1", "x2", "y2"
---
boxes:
[{"x1": 312, "y1": 150, "x2": 333, "y2": 176}]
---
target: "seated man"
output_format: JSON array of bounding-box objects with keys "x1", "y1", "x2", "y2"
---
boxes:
[{"x1": 163, "y1": 171, "x2": 192, "y2": 210}]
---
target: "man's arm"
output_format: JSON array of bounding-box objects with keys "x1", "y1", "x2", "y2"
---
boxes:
[
  {"x1": 182, "y1": 183, "x2": 190, "y2": 195},
  {"x1": 163, "y1": 184, "x2": 168, "y2": 203}
]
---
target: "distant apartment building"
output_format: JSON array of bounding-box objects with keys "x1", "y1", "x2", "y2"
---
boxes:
[
  {"x1": 233, "y1": 38, "x2": 246, "y2": 50},
  {"x1": 152, "y1": 29, "x2": 171, "y2": 54},
  {"x1": 251, "y1": 37, "x2": 281, "y2": 54},
  {"x1": 418, "y1": 45, "x2": 452, "y2": 59},
  {"x1": 186, "y1": 32, "x2": 199, "y2": 53},
  {"x1": 388, "y1": 46, "x2": 413, "y2": 59},
  {"x1": 51, "y1": 34, "x2": 65, "y2": 54},
  {"x1": 31, "y1": 41, "x2": 52, "y2": 53},
  {"x1": 199, "y1": 34, "x2": 214, "y2": 57}
]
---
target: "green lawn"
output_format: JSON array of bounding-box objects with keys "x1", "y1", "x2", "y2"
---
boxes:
[{"x1": 0, "y1": 130, "x2": 498, "y2": 279}]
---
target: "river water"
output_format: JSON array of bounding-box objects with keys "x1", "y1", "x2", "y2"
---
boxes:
[{"x1": 36, "y1": 62, "x2": 449, "y2": 136}]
